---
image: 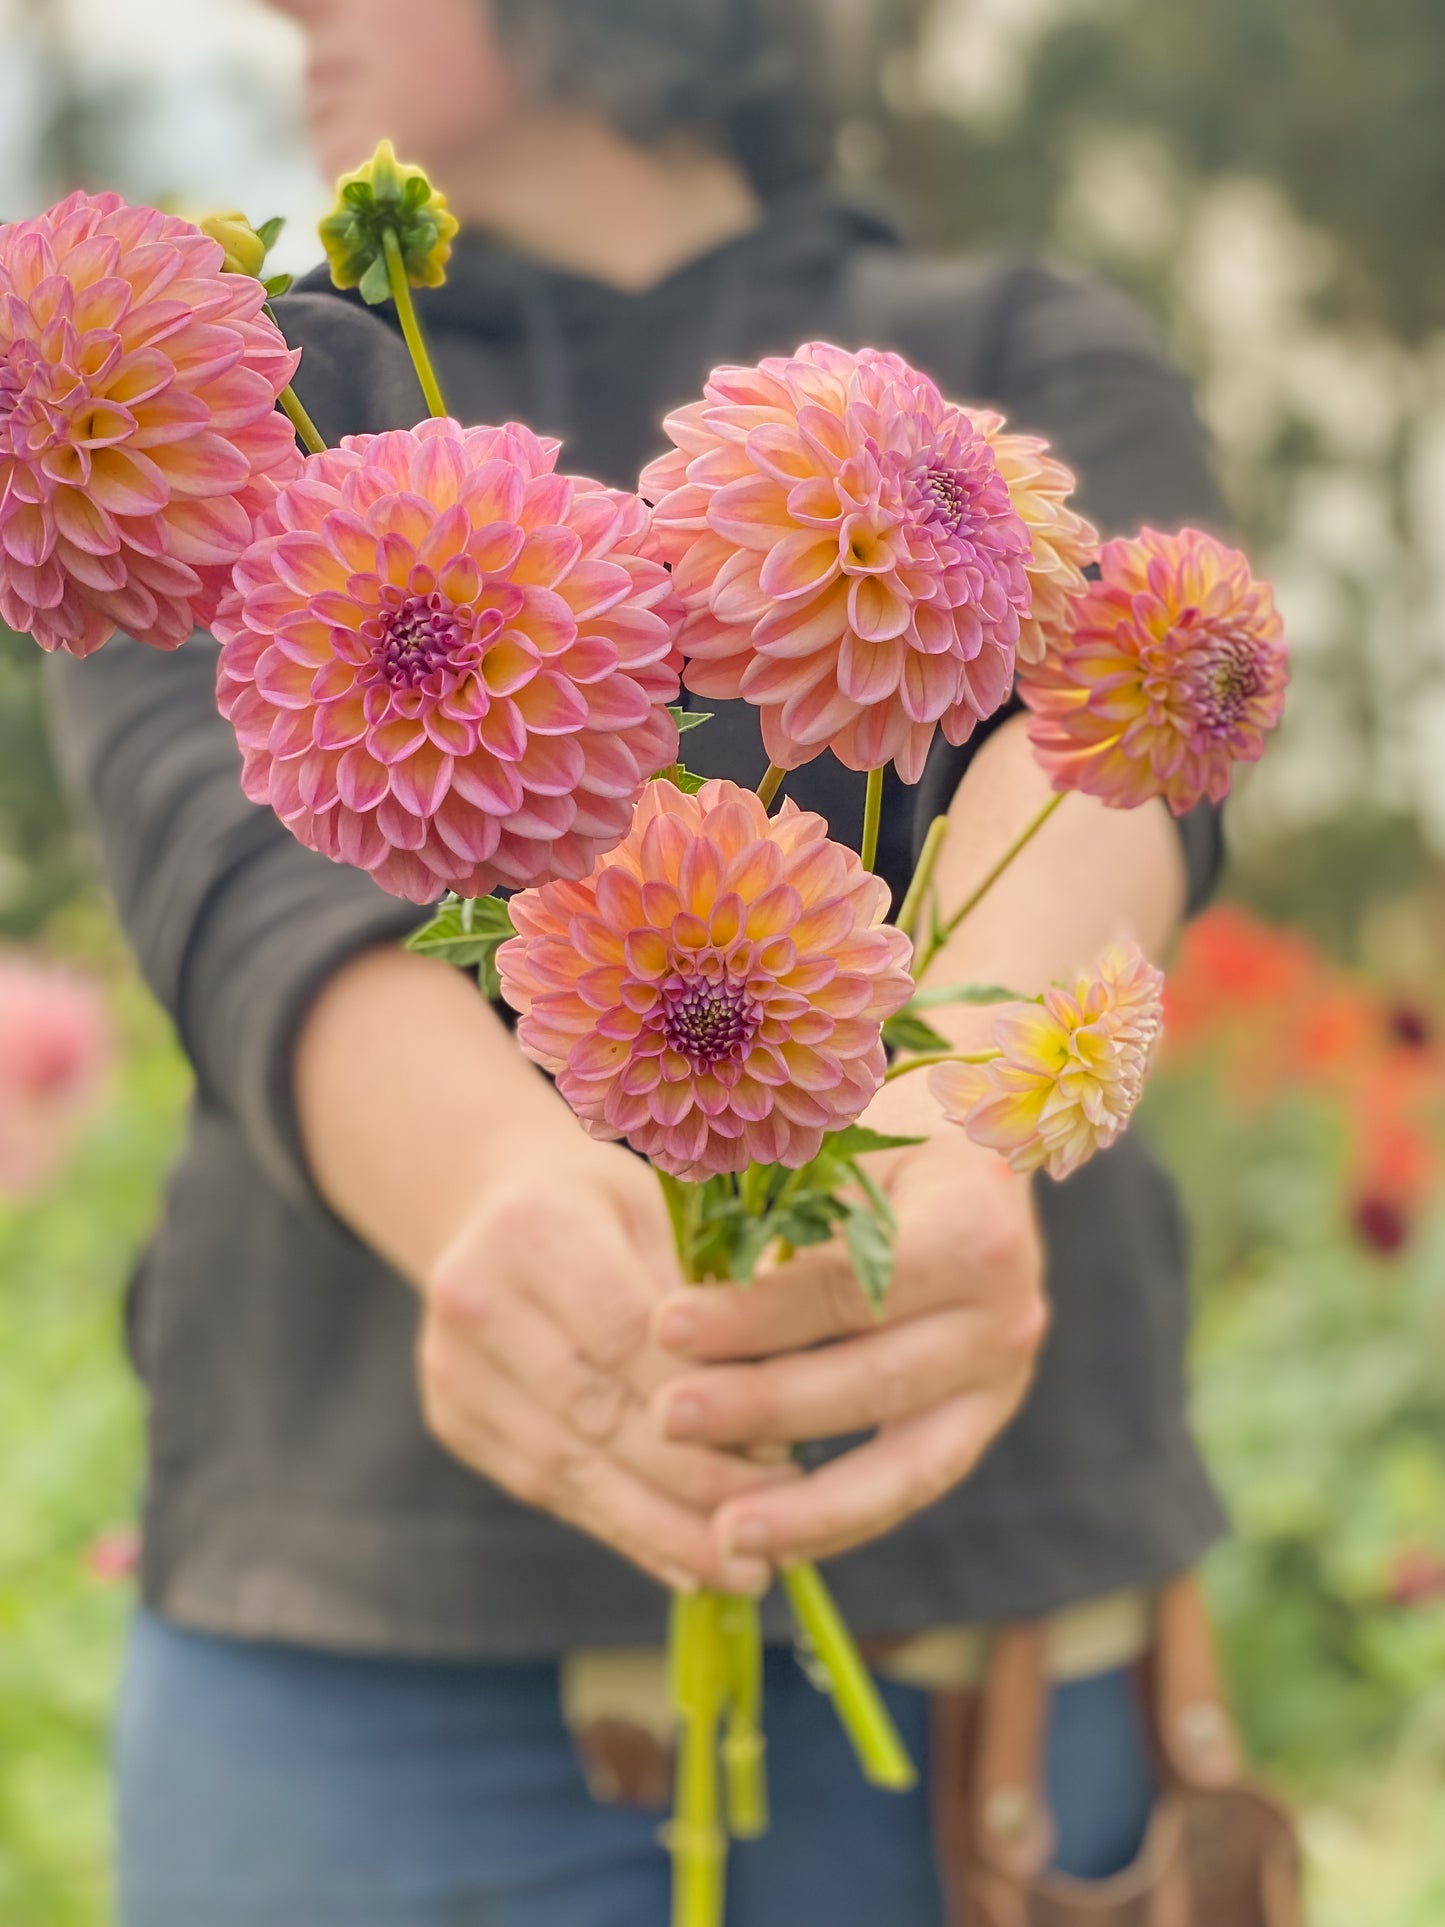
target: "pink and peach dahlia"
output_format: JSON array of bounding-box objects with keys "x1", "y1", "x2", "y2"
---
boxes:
[
  {"x1": 977, "y1": 412, "x2": 1098, "y2": 663},
  {"x1": 641, "y1": 343, "x2": 1034, "y2": 784},
  {"x1": 497, "y1": 778, "x2": 915, "y2": 1180},
  {"x1": 1019, "y1": 526, "x2": 1287, "y2": 814},
  {"x1": 215, "y1": 419, "x2": 683, "y2": 903},
  {"x1": 0, "y1": 191, "x2": 301, "y2": 656}
]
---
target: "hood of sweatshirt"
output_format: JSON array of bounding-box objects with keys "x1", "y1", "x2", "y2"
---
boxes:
[{"x1": 294, "y1": 188, "x2": 901, "y2": 486}]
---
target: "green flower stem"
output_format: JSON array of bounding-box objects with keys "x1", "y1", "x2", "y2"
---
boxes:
[
  {"x1": 883, "y1": 1047, "x2": 1001, "y2": 1085},
  {"x1": 894, "y1": 813, "x2": 949, "y2": 943},
  {"x1": 382, "y1": 227, "x2": 448, "y2": 418},
  {"x1": 781, "y1": 1564, "x2": 917, "y2": 1790},
  {"x1": 669, "y1": 1590, "x2": 728, "y2": 1927},
  {"x1": 860, "y1": 766, "x2": 884, "y2": 873},
  {"x1": 279, "y1": 383, "x2": 327, "y2": 455},
  {"x1": 927, "y1": 790, "x2": 1067, "y2": 969},
  {"x1": 719, "y1": 1595, "x2": 769, "y2": 1838},
  {"x1": 756, "y1": 763, "x2": 786, "y2": 810}
]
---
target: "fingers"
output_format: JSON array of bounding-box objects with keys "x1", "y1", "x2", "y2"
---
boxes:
[
  {"x1": 429, "y1": 1272, "x2": 796, "y2": 1511},
  {"x1": 654, "y1": 1161, "x2": 1039, "y2": 1365},
  {"x1": 418, "y1": 1319, "x2": 773, "y2": 1596},
  {"x1": 710, "y1": 1388, "x2": 1028, "y2": 1569},
  {"x1": 433, "y1": 1168, "x2": 671, "y2": 1399},
  {"x1": 656, "y1": 1305, "x2": 1001, "y2": 1447}
]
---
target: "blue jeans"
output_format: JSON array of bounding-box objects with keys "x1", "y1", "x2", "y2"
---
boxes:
[{"x1": 116, "y1": 1609, "x2": 1154, "y2": 1926}]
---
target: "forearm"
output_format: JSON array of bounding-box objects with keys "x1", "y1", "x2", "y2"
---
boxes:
[
  {"x1": 295, "y1": 945, "x2": 576, "y2": 1283},
  {"x1": 921, "y1": 713, "x2": 1184, "y2": 1032}
]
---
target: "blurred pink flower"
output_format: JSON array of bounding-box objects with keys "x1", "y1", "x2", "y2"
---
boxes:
[
  {"x1": 216, "y1": 419, "x2": 683, "y2": 903},
  {"x1": 0, "y1": 953, "x2": 113, "y2": 1196},
  {"x1": 931, "y1": 940, "x2": 1164, "y2": 1181},
  {"x1": 0, "y1": 191, "x2": 301, "y2": 657},
  {"x1": 86, "y1": 1524, "x2": 140, "y2": 1584},
  {"x1": 497, "y1": 778, "x2": 914, "y2": 1180},
  {"x1": 1018, "y1": 527, "x2": 1287, "y2": 814},
  {"x1": 641, "y1": 343, "x2": 1032, "y2": 783}
]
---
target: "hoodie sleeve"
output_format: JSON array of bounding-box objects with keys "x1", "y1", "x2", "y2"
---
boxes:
[
  {"x1": 42, "y1": 293, "x2": 433, "y2": 1210},
  {"x1": 902, "y1": 257, "x2": 1227, "y2": 915}
]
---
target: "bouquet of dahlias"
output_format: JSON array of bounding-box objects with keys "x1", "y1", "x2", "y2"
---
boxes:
[{"x1": 0, "y1": 144, "x2": 1287, "y2": 1927}]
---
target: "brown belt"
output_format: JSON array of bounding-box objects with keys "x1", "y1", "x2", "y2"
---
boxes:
[{"x1": 568, "y1": 1573, "x2": 1305, "y2": 1924}]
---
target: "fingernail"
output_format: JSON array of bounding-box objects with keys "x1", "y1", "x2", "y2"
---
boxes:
[
  {"x1": 721, "y1": 1556, "x2": 771, "y2": 1598},
  {"x1": 725, "y1": 1516, "x2": 769, "y2": 1557},
  {"x1": 656, "y1": 1303, "x2": 699, "y2": 1351},
  {"x1": 662, "y1": 1393, "x2": 704, "y2": 1440}
]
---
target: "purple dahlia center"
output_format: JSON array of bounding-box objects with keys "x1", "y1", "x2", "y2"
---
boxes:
[
  {"x1": 1196, "y1": 630, "x2": 1267, "y2": 733},
  {"x1": 374, "y1": 591, "x2": 469, "y2": 689},
  {"x1": 661, "y1": 976, "x2": 760, "y2": 1069},
  {"x1": 0, "y1": 342, "x2": 61, "y2": 452},
  {"x1": 922, "y1": 464, "x2": 973, "y2": 531}
]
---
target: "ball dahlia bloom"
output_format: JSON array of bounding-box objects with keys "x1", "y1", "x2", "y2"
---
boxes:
[
  {"x1": 976, "y1": 412, "x2": 1098, "y2": 663},
  {"x1": 640, "y1": 343, "x2": 1033, "y2": 784},
  {"x1": 930, "y1": 940, "x2": 1164, "y2": 1182},
  {"x1": 1018, "y1": 527, "x2": 1287, "y2": 814},
  {"x1": 0, "y1": 952, "x2": 113, "y2": 1196},
  {"x1": 497, "y1": 778, "x2": 915, "y2": 1180},
  {"x1": 0, "y1": 191, "x2": 301, "y2": 657},
  {"x1": 216, "y1": 418, "x2": 682, "y2": 903}
]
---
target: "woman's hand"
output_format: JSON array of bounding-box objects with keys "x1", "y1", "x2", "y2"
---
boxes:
[
  {"x1": 649, "y1": 1080, "x2": 1048, "y2": 1570},
  {"x1": 416, "y1": 1125, "x2": 790, "y2": 1596}
]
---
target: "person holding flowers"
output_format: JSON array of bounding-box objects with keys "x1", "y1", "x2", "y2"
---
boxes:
[{"x1": 23, "y1": 2, "x2": 1285, "y2": 1922}]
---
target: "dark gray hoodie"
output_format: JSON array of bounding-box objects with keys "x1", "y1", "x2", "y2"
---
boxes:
[{"x1": 46, "y1": 193, "x2": 1226, "y2": 1658}]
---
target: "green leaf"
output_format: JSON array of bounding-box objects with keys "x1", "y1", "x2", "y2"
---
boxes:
[
  {"x1": 846, "y1": 1158, "x2": 896, "y2": 1233},
  {"x1": 729, "y1": 1213, "x2": 782, "y2": 1283},
  {"x1": 882, "y1": 1010, "x2": 953, "y2": 1053},
  {"x1": 255, "y1": 215, "x2": 286, "y2": 251},
  {"x1": 405, "y1": 894, "x2": 516, "y2": 995},
  {"x1": 263, "y1": 271, "x2": 293, "y2": 298},
  {"x1": 823, "y1": 1125, "x2": 928, "y2": 1159},
  {"x1": 909, "y1": 981, "x2": 1031, "y2": 1008},
  {"x1": 671, "y1": 765, "x2": 707, "y2": 794},
  {"x1": 357, "y1": 252, "x2": 392, "y2": 305},
  {"x1": 841, "y1": 1201, "x2": 895, "y2": 1315},
  {"x1": 668, "y1": 706, "x2": 715, "y2": 735}
]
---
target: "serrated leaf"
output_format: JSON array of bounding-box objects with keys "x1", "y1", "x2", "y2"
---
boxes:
[
  {"x1": 405, "y1": 896, "x2": 516, "y2": 994},
  {"x1": 668, "y1": 706, "x2": 715, "y2": 735},
  {"x1": 882, "y1": 1010, "x2": 953, "y2": 1053},
  {"x1": 910, "y1": 982, "x2": 1031, "y2": 1008},
  {"x1": 824, "y1": 1125, "x2": 929, "y2": 1159},
  {"x1": 841, "y1": 1202, "x2": 895, "y2": 1315},
  {"x1": 255, "y1": 215, "x2": 286, "y2": 250}
]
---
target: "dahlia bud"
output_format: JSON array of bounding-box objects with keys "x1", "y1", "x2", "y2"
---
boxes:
[{"x1": 319, "y1": 139, "x2": 459, "y2": 305}]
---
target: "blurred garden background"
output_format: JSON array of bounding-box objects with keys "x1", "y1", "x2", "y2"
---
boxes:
[{"x1": 2, "y1": 0, "x2": 1445, "y2": 1920}]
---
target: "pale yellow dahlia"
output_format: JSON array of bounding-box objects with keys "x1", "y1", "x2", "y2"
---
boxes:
[{"x1": 930, "y1": 940, "x2": 1164, "y2": 1180}]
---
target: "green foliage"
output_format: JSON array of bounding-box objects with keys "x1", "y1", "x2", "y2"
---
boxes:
[
  {"x1": 0, "y1": 966, "x2": 190, "y2": 1927},
  {"x1": 404, "y1": 893, "x2": 516, "y2": 997},
  {"x1": 882, "y1": 0, "x2": 1445, "y2": 339},
  {"x1": 1145, "y1": 1058, "x2": 1445, "y2": 1786},
  {"x1": 0, "y1": 629, "x2": 85, "y2": 940},
  {"x1": 682, "y1": 1128, "x2": 924, "y2": 1307}
]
